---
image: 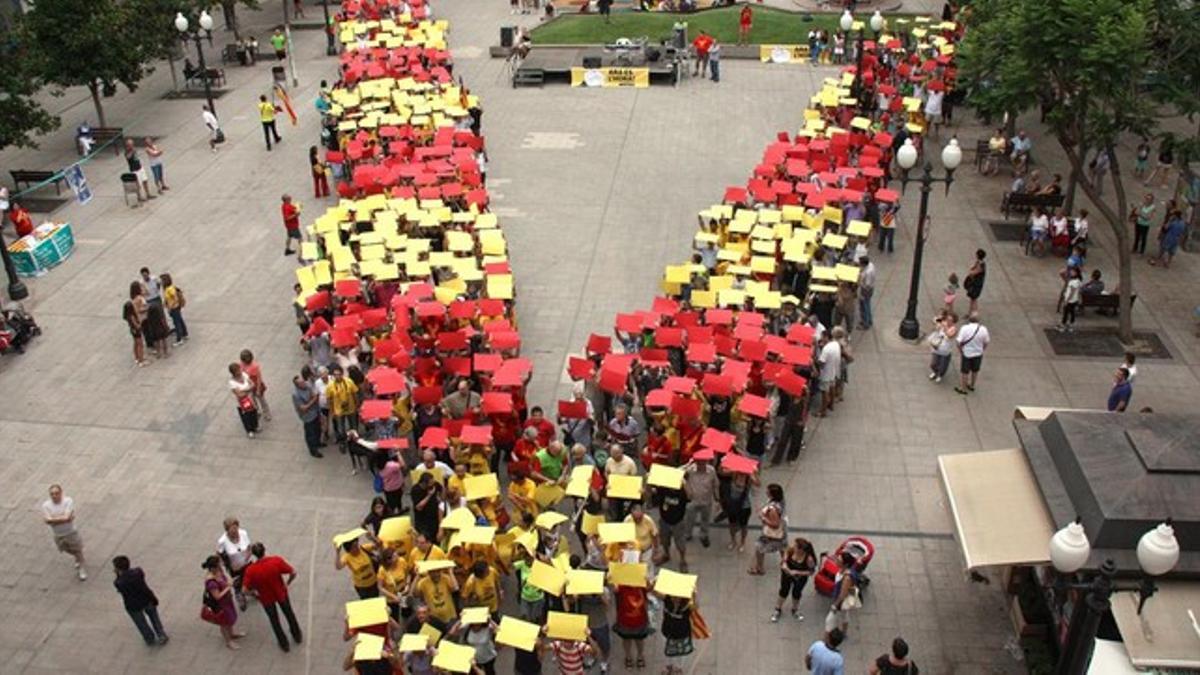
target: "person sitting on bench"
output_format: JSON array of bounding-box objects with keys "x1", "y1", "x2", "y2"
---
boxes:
[
  {"x1": 1081, "y1": 269, "x2": 1105, "y2": 297},
  {"x1": 184, "y1": 59, "x2": 199, "y2": 82},
  {"x1": 1010, "y1": 130, "x2": 1032, "y2": 174}
]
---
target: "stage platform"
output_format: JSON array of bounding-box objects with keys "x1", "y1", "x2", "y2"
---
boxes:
[{"x1": 512, "y1": 46, "x2": 682, "y2": 87}]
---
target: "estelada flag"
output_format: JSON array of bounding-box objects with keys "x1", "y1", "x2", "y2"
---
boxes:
[{"x1": 274, "y1": 84, "x2": 298, "y2": 126}]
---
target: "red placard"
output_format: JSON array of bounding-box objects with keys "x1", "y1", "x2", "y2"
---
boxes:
[
  {"x1": 598, "y1": 367, "x2": 627, "y2": 394},
  {"x1": 419, "y1": 426, "x2": 449, "y2": 449},
  {"x1": 586, "y1": 334, "x2": 612, "y2": 355},
  {"x1": 700, "y1": 428, "x2": 736, "y2": 453},
  {"x1": 701, "y1": 373, "x2": 733, "y2": 397},
  {"x1": 721, "y1": 453, "x2": 759, "y2": 475},
  {"x1": 644, "y1": 389, "x2": 673, "y2": 408},
  {"x1": 481, "y1": 392, "x2": 512, "y2": 414},
  {"x1": 557, "y1": 400, "x2": 588, "y2": 419},
  {"x1": 738, "y1": 394, "x2": 770, "y2": 418},
  {"x1": 567, "y1": 357, "x2": 595, "y2": 380},
  {"x1": 460, "y1": 425, "x2": 492, "y2": 445},
  {"x1": 360, "y1": 399, "x2": 394, "y2": 421},
  {"x1": 413, "y1": 385, "x2": 443, "y2": 406}
]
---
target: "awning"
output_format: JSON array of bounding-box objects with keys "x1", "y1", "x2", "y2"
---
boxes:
[
  {"x1": 1087, "y1": 640, "x2": 1140, "y2": 675},
  {"x1": 937, "y1": 448, "x2": 1056, "y2": 570},
  {"x1": 1111, "y1": 581, "x2": 1200, "y2": 670},
  {"x1": 1013, "y1": 406, "x2": 1099, "y2": 421}
]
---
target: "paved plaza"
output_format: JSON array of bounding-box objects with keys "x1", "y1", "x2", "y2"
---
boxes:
[{"x1": 1, "y1": 2, "x2": 1198, "y2": 674}]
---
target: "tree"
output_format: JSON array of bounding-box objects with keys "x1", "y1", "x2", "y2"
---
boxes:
[
  {"x1": 215, "y1": 0, "x2": 261, "y2": 40},
  {"x1": 19, "y1": 0, "x2": 165, "y2": 128},
  {"x1": 959, "y1": 0, "x2": 1156, "y2": 343},
  {"x1": 0, "y1": 42, "x2": 60, "y2": 151}
]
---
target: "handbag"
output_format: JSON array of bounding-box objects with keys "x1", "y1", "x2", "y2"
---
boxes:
[
  {"x1": 214, "y1": 129, "x2": 226, "y2": 144},
  {"x1": 689, "y1": 605, "x2": 711, "y2": 640},
  {"x1": 200, "y1": 605, "x2": 222, "y2": 624},
  {"x1": 842, "y1": 587, "x2": 863, "y2": 610},
  {"x1": 237, "y1": 395, "x2": 256, "y2": 413}
]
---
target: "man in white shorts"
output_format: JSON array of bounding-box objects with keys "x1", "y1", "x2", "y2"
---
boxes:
[{"x1": 42, "y1": 484, "x2": 86, "y2": 580}]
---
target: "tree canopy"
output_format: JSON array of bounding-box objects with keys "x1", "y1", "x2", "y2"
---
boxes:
[{"x1": 0, "y1": 42, "x2": 60, "y2": 151}]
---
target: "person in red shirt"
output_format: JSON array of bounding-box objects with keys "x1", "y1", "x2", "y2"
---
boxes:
[
  {"x1": 522, "y1": 406, "x2": 555, "y2": 447},
  {"x1": 7, "y1": 201, "x2": 34, "y2": 238},
  {"x1": 691, "y1": 31, "x2": 714, "y2": 78},
  {"x1": 738, "y1": 5, "x2": 753, "y2": 45},
  {"x1": 509, "y1": 426, "x2": 541, "y2": 476},
  {"x1": 241, "y1": 543, "x2": 302, "y2": 652},
  {"x1": 280, "y1": 193, "x2": 301, "y2": 256}
]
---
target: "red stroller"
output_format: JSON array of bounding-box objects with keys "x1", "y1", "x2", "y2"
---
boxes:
[{"x1": 814, "y1": 536, "x2": 875, "y2": 598}]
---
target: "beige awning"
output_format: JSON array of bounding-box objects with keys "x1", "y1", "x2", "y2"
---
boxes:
[
  {"x1": 1111, "y1": 581, "x2": 1200, "y2": 670},
  {"x1": 937, "y1": 449, "x2": 1055, "y2": 570},
  {"x1": 1013, "y1": 406, "x2": 1100, "y2": 421}
]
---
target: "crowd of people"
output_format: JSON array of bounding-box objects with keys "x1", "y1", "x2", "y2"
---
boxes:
[{"x1": 249, "y1": 3, "x2": 960, "y2": 672}]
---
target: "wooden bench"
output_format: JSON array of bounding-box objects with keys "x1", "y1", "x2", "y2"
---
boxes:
[
  {"x1": 91, "y1": 127, "x2": 124, "y2": 155},
  {"x1": 10, "y1": 170, "x2": 65, "y2": 195},
  {"x1": 1080, "y1": 292, "x2": 1137, "y2": 316},
  {"x1": 1000, "y1": 192, "x2": 1064, "y2": 220},
  {"x1": 974, "y1": 139, "x2": 990, "y2": 171},
  {"x1": 185, "y1": 68, "x2": 226, "y2": 88}
]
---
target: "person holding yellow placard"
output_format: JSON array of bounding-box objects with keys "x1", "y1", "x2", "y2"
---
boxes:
[
  {"x1": 512, "y1": 548, "x2": 546, "y2": 624},
  {"x1": 414, "y1": 566, "x2": 459, "y2": 629},
  {"x1": 658, "y1": 593, "x2": 695, "y2": 674},
  {"x1": 376, "y1": 547, "x2": 411, "y2": 623},
  {"x1": 612, "y1": 578, "x2": 651, "y2": 669},
  {"x1": 461, "y1": 560, "x2": 502, "y2": 620},
  {"x1": 336, "y1": 537, "x2": 379, "y2": 599}
]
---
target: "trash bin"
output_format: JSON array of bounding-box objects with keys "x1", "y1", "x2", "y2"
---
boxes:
[
  {"x1": 500, "y1": 26, "x2": 515, "y2": 48},
  {"x1": 272, "y1": 66, "x2": 286, "y2": 84}
]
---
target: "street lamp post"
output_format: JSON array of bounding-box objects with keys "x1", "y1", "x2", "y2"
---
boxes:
[
  {"x1": 281, "y1": 0, "x2": 300, "y2": 87},
  {"x1": 0, "y1": 188, "x2": 30, "y2": 302},
  {"x1": 1048, "y1": 519, "x2": 1180, "y2": 675},
  {"x1": 896, "y1": 137, "x2": 962, "y2": 340},
  {"x1": 175, "y1": 11, "x2": 217, "y2": 117},
  {"x1": 321, "y1": 0, "x2": 336, "y2": 56},
  {"x1": 840, "y1": 10, "x2": 885, "y2": 101}
]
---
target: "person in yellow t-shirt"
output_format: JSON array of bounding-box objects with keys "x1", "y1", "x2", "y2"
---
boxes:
[
  {"x1": 335, "y1": 538, "x2": 378, "y2": 599},
  {"x1": 625, "y1": 503, "x2": 660, "y2": 564},
  {"x1": 507, "y1": 468, "x2": 538, "y2": 521},
  {"x1": 414, "y1": 568, "x2": 459, "y2": 628},
  {"x1": 447, "y1": 464, "x2": 469, "y2": 500},
  {"x1": 376, "y1": 548, "x2": 411, "y2": 622},
  {"x1": 407, "y1": 533, "x2": 447, "y2": 569},
  {"x1": 460, "y1": 560, "x2": 502, "y2": 615},
  {"x1": 326, "y1": 365, "x2": 359, "y2": 453},
  {"x1": 257, "y1": 94, "x2": 282, "y2": 150}
]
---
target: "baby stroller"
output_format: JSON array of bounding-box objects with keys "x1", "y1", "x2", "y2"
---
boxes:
[
  {"x1": 813, "y1": 536, "x2": 875, "y2": 598},
  {"x1": 0, "y1": 304, "x2": 41, "y2": 354}
]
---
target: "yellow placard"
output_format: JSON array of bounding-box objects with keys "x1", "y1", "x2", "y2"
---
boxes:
[
  {"x1": 354, "y1": 633, "x2": 386, "y2": 661},
  {"x1": 606, "y1": 474, "x2": 644, "y2": 501},
  {"x1": 850, "y1": 116, "x2": 871, "y2": 130},
  {"x1": 333, "y1": 528, "x2": 367, "y2": 548},
  {"x1": 419, "y1": 622, "x2": 443, "y2": 646},
  {"x1": 811, "y1": 266, "x2": 838, "y2": 281},
  {"x1": 528, "y1": 560, "x2": 566, "y2": 596},
  {"x1": 690, "y1": 290, "x2": 716, "y2": 309},
  {"x1": 646, "y1": 464, "x2": 685, "y2": 490},
  {"x1": 566, "y1": 569, "x2": 606, "y2": 595},
  {"x1": 378, "y1": 516, "x2": 412, "y2": 542},
  {"x1": 446, "y1": 230, "x2": 473, "y2": 252},
  {"x1": 822, "y1": 233, "x2": 848, "y2": 250},
  {"x1": 346, "y1": 597, "x2": 389, "y2": 629},
  {"x1": 569, "y1": 67, "x2": 650, "y2": 88},
  {"x1": 810, "y1": 283, "x2": 839, "y2": 294},
  {"x1": 515, "y1": 530, "x2": 538, "y2": 555},
  {"x1": 460, "y1": 606, "x2": 490, "y2": 625},
  {"x1": 432, "y1": 641, "x2": 475, "y2": 674},
  {"x1": 654, "y1": 568, "x2": 699, "y2": 598},
  {"x1": 835, "y1": 264, "x2": 862, "y2": 283},
  {"x1": 487, "y1": 274, "x2": 513, "y2": 300},
  {"x1": 398, "y1": 633, "x2": 429, "y2": 652},
  {"x1": 607, "y1": 562, "x2": 648, "y2": 588},
  {"x1": 534, "y1": 484, "x2": 566, "y2": 509},
  {"x1": 535, "y1": 511, "x2": 569, "y2": 530},
  {"x1": 759, "y1": 44, "x2": 811, "y2": 63},
  {"x1": 417, "y1": 559, "x2": 456, "y2": 574},
  {"x1": 581, "y1": 512, "x2": 606, "y2": 536},
  {"x1": 496, "y1": 616, "x2": 540, "y2": 651},
  {"x1": 598, "y1": 522, "x2": 636, "y2": 545},
  {"x1": 545, "y1": 612, "x2": 589, "y2": 641},
  {"x1": 822, "y1": 206, "x2": 844, "y2": 224},
  {"x1": 460, "y1": 526, "x2": 496, "y2": 545},
  {"x1": 847, "y1": 220, "x2": 872, "y2": 237},
  {"x1": 565, "y1": 477, "x2": 591, "y2": 498},
  {"x1": 464, "y1": 473, "x2": 500, "y2": 501},
  {"x1": 442, "y1": 507, "x2": 478, "y2": 531}
]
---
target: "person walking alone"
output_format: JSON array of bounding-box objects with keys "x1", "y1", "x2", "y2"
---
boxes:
[
  {"x1": 112, "y1": 555, "x2": 169, "y2": 646},
  {"x1": 241, "y1": 542, "x2": 303, "y2": 652},
  {"x1": 258, "y1": 95, "x2": 282, "y2": 150},
  {"x1": 202, "y1": 105, "x2": 222, "y2": 153},
  {"x1": 281, "y1": 194, "x2": 302, "y2": 255},
  {"x1": 1058, "y1": 267, "x2": 1082, "y2": 332},
  {"x1": 42, "y1": 484, "x2": 87, "y2": 580}
]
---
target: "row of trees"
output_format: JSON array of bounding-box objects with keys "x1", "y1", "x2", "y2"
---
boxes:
[
  {"x1": 959, "y1": 0, "x2": 1199, "y2": 342},
  {"x1": 1, "y1": 0, "x2": 260, "y2": 150}
]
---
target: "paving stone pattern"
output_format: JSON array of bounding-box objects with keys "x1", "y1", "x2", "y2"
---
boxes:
[{"x1": 0, "y1": 1, "x2": 1197, "y2": 673}]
